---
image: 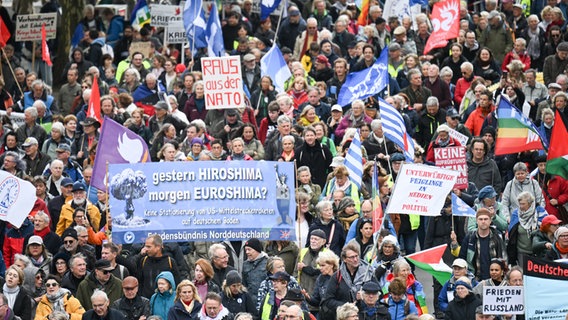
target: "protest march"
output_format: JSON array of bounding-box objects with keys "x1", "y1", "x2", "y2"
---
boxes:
[{"x1": 0, "y1": 0, "x2": 568, "y2": 319}]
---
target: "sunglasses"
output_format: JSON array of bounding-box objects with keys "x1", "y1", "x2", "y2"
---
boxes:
[
  {"x1": 64, "y1": 240, "x2": 75, "y2": 244},
  {"x1": 45, "y1": 282, "x2": 59, "y2": 288},
  {"x1": 99, "y1": 270, "x2": 111, "y2": 275}
]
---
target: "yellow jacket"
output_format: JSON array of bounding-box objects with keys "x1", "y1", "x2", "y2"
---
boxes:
[
  {"x1": 56, "y1": 201, "x2": 101, "y2": 236},
  {"x1": 35, "y1": 292, "x2": 85, "y2": 320}
]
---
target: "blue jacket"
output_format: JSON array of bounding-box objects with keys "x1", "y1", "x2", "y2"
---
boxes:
[
  {"x1": 149, "y1": 271, "x2": 176, "y2": 320},
  {"x1": 107, "y1": 15, "x2": 124, "y2": 43},
  {"x1": 385, "y1": 296, "x2": 418, "y2": 320}
]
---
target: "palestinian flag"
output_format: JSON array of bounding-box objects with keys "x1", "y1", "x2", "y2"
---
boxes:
[
  {"x1": 495, "y1": 96, "x2": 546, "y2": 156},
  {"x1": 546, "y1": 110, "x2": 568, "y2": 180},
  {"x1": 405, "y1": 244, "x2": 452, "y2": 285}
]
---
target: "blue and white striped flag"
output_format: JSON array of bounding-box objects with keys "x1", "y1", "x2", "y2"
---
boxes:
[
  {"x1": 206, "y1": 2, "x2": 225, "y2": 57},
  {"x1": 260, "y1": 45, "x2": 291, "y2": 93},
  {"x1": 183, "y1": 0, "x2": 207, "y2": 50},
  {"x1": 451, "y1": 193, "x2": 476, "y2": 217},
  {"x1": 378, "y1": 97, "x2": 415, "y2": 162},
  {"x1": 345, "y1": 130, "x2": 363, "y2": 189}
]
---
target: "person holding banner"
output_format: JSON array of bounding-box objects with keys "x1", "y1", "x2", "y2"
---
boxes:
[{"x1": 425, "y1": 124, "x2": 462, "y2": 164}]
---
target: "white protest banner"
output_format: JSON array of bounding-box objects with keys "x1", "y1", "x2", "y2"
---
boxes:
[
  {"x1": 0, "y1": 171, "x2": 36, "y2": 228},
  {"x1": 166, "y1": 25, "x2": 187, "y2": 44},
  {"x1": 434, "y1": 146, "x2": 468, "y2": 189},
  {"x1": 201, "y1": 56, "x2": 244, "y2": 109},
  {"x1": 150, "y1": 4, "x2": 183, "y2": 27},
  {"x1": 483, "y1": 286, "x2": 524, "y2": 315},
  {"x1": 386, "y1": 163, "x2": 459, "y2": 216},
  {"x1": 0, "y1": 111, "x2": 26, "y2": 128},
  {"x1": 448, "y1": 128, "x2": 469, "y2": 147},
  {"x1": 16, "y1": 13, "x2": 57, "y2": 42}
]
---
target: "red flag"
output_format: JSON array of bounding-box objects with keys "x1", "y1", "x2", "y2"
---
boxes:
[
  {"x1": 87, "y1": 76, "x2": 102, "y2": 124},
  {"x1": 0, "y1": 17, "x2": 10, "y2": 48},
  {"x1": 41, "y1": 24, "x2": 52, "y2": 66},
  {"x1": 423, "y1": 0, "x2": 460, "y2": 54},
  {"x1": 546, "y1": 110, "x2": 568, "y2": 180}
]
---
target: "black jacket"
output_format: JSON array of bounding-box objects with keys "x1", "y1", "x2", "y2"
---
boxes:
[
  {"x1": 295, "y1": 141, "x2": 332, "y2": 189},
  {"x1": 221, "y1": 291, "x2": 258, "y2": 317},
  {"x1": 136, "y1": 254, "x2": 181, "y2": 299},
  {"x1": 112, "y1": 295, "x2": 152, "y2": 320},
  {"x1": 167, "y1": 300, "x2": 201, "y2": 320},
  {"x1": 357, "y1": 299, "x2": 391, "y2": 320},
  {"x1": 0, "y1": 288, "x2": 32, "y2": 320},
  {"x1": 444, "y1": 293, "x2": 481, "y2": 320},
  {"x1": 82, "y1": 308, "x2": 125, "y2": 320}
]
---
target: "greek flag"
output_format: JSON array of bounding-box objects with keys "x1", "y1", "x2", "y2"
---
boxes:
[
  {"x1": 378, "y1": 97, "x2": 415, "y2": 162},
  {"x1": 260, "y1": 45, "x2": 291, "y2": 93},
  {"x1": 183, "y1": 0, "x2": 207, "y2": 50},
  {"x1": 451, "y1": 193, "x2": 476, "y2": 217},
  {"x1": 261, "y1": 0, "x2": 283, "y2": 20},
  {"x1": 345, "y1": 130, "x2": 363, "y2": 189},
  {"x1": 206, "y1": 2, "x2": 225, "y2": 57}
]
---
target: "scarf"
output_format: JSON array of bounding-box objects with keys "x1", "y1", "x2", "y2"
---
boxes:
[
  {"x1": 34, "y1": 226, "x2": 50, "y2": 238},
  {"x1": 3, "y1": 284, "x2": 19, "y2": 309},
  {"x1": 281, "y1": 150, "x2": 294, "y2": 161},
  {"x1": 349, "y1": 111, "x2": 365, "y2": 126},
  {"x1": 555, "y1": 241, "x2": 568, "y2": 255},
  {"x1": 47, "y1": 288, "x2": 70, "y2": 312},
  {"x1": 526, "y1": 28, "x2": 541, "y2": 58},
  {"x1": 333, "y1": 179, "x2": 350, "y2": 193},
  {"x1": 230, "y1": 152, "x2": 247, "y2": 160},
  {"x1": 182, "y1": 299, "x2": 195, "y2": 313},
  {"x1": 519, "y1": 201, "x2": 538, "y2": 234},
  {"x1": 301, "y1": 31, "x2": 318, "y2": 59}
]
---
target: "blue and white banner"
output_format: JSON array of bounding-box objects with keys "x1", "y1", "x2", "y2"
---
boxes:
[
  {"x1": 345, "y1": 130, "x2": 363, "y2": 189},
  {"x1": 378, "y1": 97, "x2": 415, "y2": 162},
  {"x1": 261, "y1": 0, "x2": 283, "y2": 20},
  {"x1": 524, "y1": 256, "x2": 567, "y2": 319},
  {"x1": 0, "y1": 171, "x2": 36, "y2": 228},
  {"x1": 451, "y1": 192, "x2": 476, "y2": 217},
  {"x1": 109, "y1": 161, "x2": 296, "y2": 244},
  {"x1": 337, "y1": 46, "x2": 389, "y2": 106},
  {"x1": 206, "y1": 2, "x2": 225, "y2": 57},
  {"x1": 183, "y1": 0, "x2": 207, "y2": 50}
]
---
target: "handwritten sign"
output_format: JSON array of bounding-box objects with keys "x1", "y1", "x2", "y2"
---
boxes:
[
  {"x1": 201, "y1": 56, "x2": 244, "y2": 109},
  {"x1": 386, "y1": 163, "x2": 459, "y2": 216},
  {"x1": 129, "y1": 41, "x2": 153, "y2": 59},
  {"x1": 16, "y1": 13, "x2": 57, "y2": 42},
  {"x1": 434, "y1": 146, "x2": 468, "y2": 189},
  {"x1": 483, "y1": 286, "x2": 524, "y2": 315}
]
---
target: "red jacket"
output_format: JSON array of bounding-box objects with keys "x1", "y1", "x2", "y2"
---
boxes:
[
  {"x1": 544, "y1": 175, "x2": 568, "y2": 219},
  {"x1": 454, "y1": 76, "x2": 480, "y2": 106},
  {"x1": 501, "y1": 51, "x2": 531, "y2": 71},
  {"x1": 426, "y1": 136, "x2": 462, "y2": 163}
]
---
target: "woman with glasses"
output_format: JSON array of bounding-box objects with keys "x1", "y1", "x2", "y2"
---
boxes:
[
  {"x1": 384, "y1": 259, "x2": 428, "y2": 315},
  {"x1": 1, "y1": 265, "x2": 32, "y2": 320},
  {"x1": 35, "y1": 274, "x2": 85, "y2": 320},
  {"x1": 336, "y1": 302, "x2": 359, "y2": 320},
  {"x1": 545, "y1": 226, "x2": 568, "y2": 260},
  {"x1": 50, "y1": 253, "x2": 70, "y2": 279}
]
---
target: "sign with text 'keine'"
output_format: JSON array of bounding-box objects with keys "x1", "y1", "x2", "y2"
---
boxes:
[
  {"x1": 109, "y1": 161, "x2": 296, "y2": 244},
  {"x1": 201, "y1": 56, "x2": 244, "y2": 109},
  {"x1": 386, "y1": 163, "x2": 459, "y2": 216},
  {"x1": 434, "y1": 146, "x2": 468, "y2": 189},
  {"x1": 16, "y1": 13, "x2": 57, "y2": 41}
]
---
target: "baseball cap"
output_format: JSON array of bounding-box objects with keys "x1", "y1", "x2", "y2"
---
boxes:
[{"x1": 22, "y1": 137, "x2": 38, "y2": 147}]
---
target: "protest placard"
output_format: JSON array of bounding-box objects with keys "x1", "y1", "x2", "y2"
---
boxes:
[
  {"x1": 448, "y1": 128, "x2": 469, "y2": 146},
  {"x1": 129, "y1": 41, "x2": 152, "y2": 59},
  {"x1": 483, "y1": 286, "x2": 524, "y2": 315},
  {"x1": 434, "y1": 146, "x2": 468, "y2": 189},
  {"x1": 150, "y1": 4, "x2": 183, "y2": 27},
  {"x1": 386, "y1": 163, "x2": 459, "y2": 216},
  {"x1": 16, "y1": 13, "x2": 57, "y2": 42},
  {"x1": 0, "y1": 111, "x2": 26, "y2": 128},
  {"x1": 109, "y1": 161, "x2": 296, "y2": 244},
  {"x1": 201, "y1": 56, "x2": 244, "y2": 109},
  {"x1": 525, "y1": 256, "x2": 568, "y2": 320},
  {"x1": 166, "y1": 25, "x2": 186, "y2": 44}
]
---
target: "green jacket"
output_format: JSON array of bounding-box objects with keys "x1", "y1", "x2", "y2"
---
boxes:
[{"x1": 76, "y1": 272, "x2": 124, "y2": 310}]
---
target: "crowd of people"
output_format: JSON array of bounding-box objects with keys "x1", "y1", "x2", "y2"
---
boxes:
[{"x1": 0, "y1": 0, "x2": 568, "y2": 319}]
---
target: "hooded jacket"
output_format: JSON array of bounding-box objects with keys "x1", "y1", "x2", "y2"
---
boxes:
[{"x1": 149, "y1": 271, "x2": 176, "y2": 320}]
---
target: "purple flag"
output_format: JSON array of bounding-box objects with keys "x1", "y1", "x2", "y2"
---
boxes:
[{"x1": 91, "y1": 117, "x2": 150, "y2": 191}]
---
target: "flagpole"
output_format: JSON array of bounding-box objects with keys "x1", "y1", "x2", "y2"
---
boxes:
[
  {"x1": 273, "y1": 2, "x2": 286, "y2": 46},
  {"x1": 294, "y1": 160, "x2": 301, "y2": 247},
  {"x1": 105, "y1": 160, "x2": 111, "y2": 239},
  {"x1": 1, "y1": 49, "x2": 24, "y2": 99}
]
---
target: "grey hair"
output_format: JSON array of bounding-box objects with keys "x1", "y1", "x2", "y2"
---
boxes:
[
  {"x1": 393, "y1": 259, "x2": 411, "y2": 274},
  {"x1": 51, "y1": 122, "x2": 65, "y2": 134},
  {"x1": 35, "y1": 210, "x2": 50, "y2": 223},
  {"x1": 4, "y1": 151, "x2": 26, "y2": 172},
  {"x1": 297, "y1": 166, "x2": 311, "y2": 175},
  {"x1": 407, "y1": 68, "x2": 422, "y2": 81},
  {"x1": 426, "y1": 96, "x2": 439, "y2": 107},
  {"x1": 26, "y1": 107, "x2": 38, "y2": 118},
  {"x1": 91, "y1": 289, "x2": 109, "y2": 302},
  {"x1": 516, "y1": 38, "x2": 526, "y2": 47},
  {"x1": 461, "y1": 62, "x2": 474, "y2": 72},
  {"x1": 527, "y1": 14, "x2": 539, "y2": 22},
  {"x1": 145, "y1": 73, "x2": 158, "y2": 81},
  {"x1": 74, "y1": 225, "x2": 87, "y2": 234},
  {"x1": 14, "y1": 253, "x2": 31, "y2": 266},
  {"x1": 48, "y1": 311, "x2": 70, "y2": 320},
  {"x1": 277, "y1": 114, "x2": 292, "y2": 126},
  {"x1": 315, "y1": 200, "x2": 333, "y2": 214},
  {"x1": 51, "y1": 159, "x2": 64, "y2": 167},
  {"x1": 32, "y1": 100, "x2": 46, "y2": 110},
  {"x1": 124, "y1": 68, "x2": 141, "y2": 82},
  {"x1": 517, "y1": 191, "x2": 535, "y2": 204},
  {"x1": 337, "y1": 303, "x2": 359, "y2": 320},
  {"x1": 370, "y1": 119, "x2": 383, "y2": 131},
  {"x1": 440, "y1": 66, "x2": 453, "y2": 77},
  {"x1": 234, "y1": 313, "x2": 253, "y2": 320},
  {"x1": 513, "y1": 162, "x2": 528, "y2": 172},
  {"x1": 232, "y1": 137, "x2": 245, "y2": 146},
  {"x1": 69, "y1": 253, "x2": 87, "y2": 268},
  {"x1": 208, "y1": 243, "x2": 227, "y2": 260},
  {"x1": 191, "y1": 119, "x2": 206, "y2": 132},
  {"x1": 541, "y1": 108, "x2": 554, "y2": 121},
  {"x1": 281, "y1": 135, "x2": 295, "y2": 144},
  {"x1": 31, "y1": 79, "x2": 44, "y2": 90}
]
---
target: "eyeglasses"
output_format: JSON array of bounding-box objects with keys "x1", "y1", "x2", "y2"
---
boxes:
[
  {"x1": 45, "y1": 282, "x2": 59, "y2": 287},
  {"x1": 345, "y1": 254, "x2": 359, "y2": 260}
]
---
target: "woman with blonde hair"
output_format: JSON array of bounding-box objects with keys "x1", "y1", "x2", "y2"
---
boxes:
[
  {"x1": 221, "y1": 270, "x2": 257, "y2": 317},
  {"x1": 167, "y1": 280, "x2": 202, "y2": 320},
  {"x1": 297, "y1": 105, "x2": 320, "y2": 127},
  {"x1": 2, "y1": 265, "x2": 32, "y2": 320}
]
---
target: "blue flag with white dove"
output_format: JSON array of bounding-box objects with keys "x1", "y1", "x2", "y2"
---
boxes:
[
  {"x1": 337, "y1": 46, "x2": 389, "y2": 106},
  {"x1": 451, "y1": 192, "x2": 476, "y2": 217},
  {"x1": 261, "y1": 0, "x2": 283, "y2": 20},
  {"x1": 183, "y1": 0, "x2": 207, "y2": 50},
  {"x1": 260, "y1": 45, "x2": 291, "y2": 93},
  {"x1": 206, "y1": 2, "x2": 225, "y2": 57}
]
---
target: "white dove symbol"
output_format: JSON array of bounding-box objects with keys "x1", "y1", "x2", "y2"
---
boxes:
[{"x1": 117, "y1": 133, "x2": 144, "y2": 163}]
